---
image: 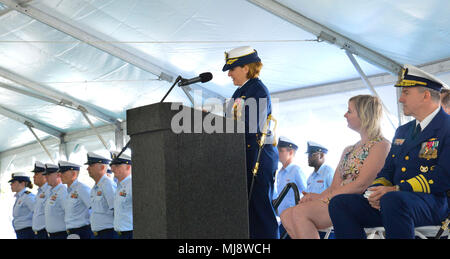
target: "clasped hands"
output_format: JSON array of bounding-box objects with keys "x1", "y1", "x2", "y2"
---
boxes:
[{"x1": 364, "y1": 186, "x2": 397, "y2": 210}]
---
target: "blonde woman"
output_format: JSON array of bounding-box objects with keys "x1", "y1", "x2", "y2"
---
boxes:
[{"x1": 280, "y1": 95, "x2": 391, "y2": 239}]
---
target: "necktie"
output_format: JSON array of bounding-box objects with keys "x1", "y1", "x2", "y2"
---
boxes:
[{"x1": 412, "y1": 123, "x2": 421, "y2": 139}]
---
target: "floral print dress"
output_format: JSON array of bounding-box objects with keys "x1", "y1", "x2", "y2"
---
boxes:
[{"x1": 338, "y1": 137, "x2": 383, "y2": 186}]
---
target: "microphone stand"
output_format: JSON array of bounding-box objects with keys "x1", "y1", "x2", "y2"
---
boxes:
[
  {"x1": 115, "y1": 75, "x2": 183, "y2": 160},
  {"x1": 160, "y1": 75, "x2": 183, "y2": 103}
]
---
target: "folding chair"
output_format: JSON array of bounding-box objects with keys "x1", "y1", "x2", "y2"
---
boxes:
[
  {"x1": 364, "y1": 227, "x2": 386, "y2": 239},
  {"x1": 415, "y1": 190, "x2": 450, "y2": 239},
  {"x1": 318, "y1": 227, "x2": 334, "y2": 239},
  {"x1": 272, "y1": 183, "x2": 300, "y2": 239}
]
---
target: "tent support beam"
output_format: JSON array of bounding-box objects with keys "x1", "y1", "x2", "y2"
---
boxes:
[
  {"x1": 0, "y1": 105, "x2": 63, "y2": 138},
  {"x1": 79, "y1": 107, "x2": 109, "y2": 151},
  {"x1": 247, "y1": 0, "x2": 402, "y2": 75},
  {"x1": 345, "y1": 50, "x2": 398, "y2": 129},
  {"x1": 114, "y1": 123, "x2": 124, "y2": 151},
  {"x1": 26, "y1": 124, "x2": 55, "y2": 163},
  {"x1": 59, "y1": 136, "x2": 69, "y2": 161},
  {"x1": 0, "y1": 67, "x2": 120, "y2": 125},
  {"x1": 271, "y1": 58, "x2": 450, "y2": 104},
  {"x1": 0, "y1": 121, "x2": 127, "y2": 160}
]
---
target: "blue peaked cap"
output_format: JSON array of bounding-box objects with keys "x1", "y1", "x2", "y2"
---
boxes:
[
  {"x1": 222, "y1": 46, "x2": 261, "y2": 72},
  {"x1": 306, "y1": 141, "x2": 328, "y2": 154}
]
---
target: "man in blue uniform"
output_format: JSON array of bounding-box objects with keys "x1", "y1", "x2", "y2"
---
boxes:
[
  {"x1": 273, "y1": 137, "x2": 306, "y2": 238},
  {"x1": 223, "y1": 46, "x2": 279, "y2": 239},
  {"x1": 305, "y1": 141, "x2": 334, "y2": 194},
  {"x1": 60, "y1": 160, "x2": 92, "y2": 239},
  {"x1": 329, "y1": 64, "x2": 450, "y2": 239},
  {"x1": 44, "y1": 163, "x2": 68, "y2": 239},
  {"x1": 86, "y1": 152, "x2": 117, "y2": 239},
  {"x1": 31, "y1": 161, "x2": 50, "y2": 239},
  {"x1": 274, "y1": 137, "x2": 306, "y2": 216},
  {"x1": 110, "y1": 151, "x2": 133, "y2": 239}
]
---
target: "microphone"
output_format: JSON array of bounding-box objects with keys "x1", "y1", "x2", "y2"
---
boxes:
[{"x1": 178, "y1": 72, "x2": 213, "y2": 86}]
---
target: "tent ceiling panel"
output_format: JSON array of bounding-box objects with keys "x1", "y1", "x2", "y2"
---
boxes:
[
  {"x1": 0, "y1": 0, "x2": 449, "y2": 155},
  {"x1": 30, "y1": 0, "x2": 385, "y2": 97},
  {"x1": 278, "y1": 0, "x2": 450, "y2": 65}
]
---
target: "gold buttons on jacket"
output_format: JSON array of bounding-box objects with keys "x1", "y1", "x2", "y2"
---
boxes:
[
  {"x1": 404, "y1": 156, "x2": 409, "y2": 160},
  {"x1": 401, "y1": 167, "x2": 406, "y2": 172},
  {"x1": 392, "y1": 154, "x2": 395, "y2": 158}
]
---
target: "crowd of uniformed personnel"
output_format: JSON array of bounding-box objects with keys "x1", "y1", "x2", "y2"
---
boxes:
[{"x1": 8, "y1": 151, "x2": 132, "y2": 239}]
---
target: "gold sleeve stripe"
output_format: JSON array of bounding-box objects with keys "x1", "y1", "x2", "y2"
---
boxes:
[
  {"x1": 406, "y1": 177, "x2": 424, "y2": 193},
  {"x1": 416, "y1": 175, "x2": 427, "y2": 193},
  {"x1": 372, "y1": 177, "x2": 393, "y2": 186},
  {"x1": 406, "y1": 175, "x2": 431, "y2": 193},
  {"x1": 417, "y1": 174, "x2": 430, "y2": 194}
]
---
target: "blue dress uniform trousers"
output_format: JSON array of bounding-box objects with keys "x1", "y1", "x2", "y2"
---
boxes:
[
  {"x1": 229, "y1": 78, "x2": 279, "y2": 239},
  {"x1": 15, "y1": 227, "x2": 35, "y2": 239},
  {"x1": 329, "y1": 192, "x2": 447, "y2": 239},
  {"x1": 117, "y1": 230, "x2": 133, "y2": 239},
  {"x1": 67, "y1": 225, "x2": 93, "y2": 239}
]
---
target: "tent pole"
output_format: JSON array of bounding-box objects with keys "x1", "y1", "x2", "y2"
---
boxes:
[
  {"x1": 79, "y1": 107, "x2": 109, "y2": 151},
  {"x1": 26, "y1": 124, "x2": 55, "y2": 163},
  {"x1": 345, "y1": 50, "x2": 397, "y2": 129}
]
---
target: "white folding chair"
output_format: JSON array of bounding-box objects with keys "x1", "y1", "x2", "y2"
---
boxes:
[
  {"x1": 414, "y1": 225, "x2": 449, "y2": 239},
  {"x1": 318, "y1": 227, "x2": 334, "y2": 239},
  {"x1": 364, "y1": 227, "x2": 386, "y2": 239},
  {"x1": 364, "y1": 225, "x2": 449, "y2": 239}
]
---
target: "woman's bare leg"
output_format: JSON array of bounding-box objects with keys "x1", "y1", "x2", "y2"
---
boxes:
[{"x1": 282, "y1": 200, "x2": 332, "y2": 239}]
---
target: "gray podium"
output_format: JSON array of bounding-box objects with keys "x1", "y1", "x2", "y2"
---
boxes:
[{"x1": 127, "y1": 102, "x2": 249, "y2": 239}]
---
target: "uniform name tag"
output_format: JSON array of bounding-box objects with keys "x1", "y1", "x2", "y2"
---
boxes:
[{"x1": 419, "y1": 140, "x2": 439, "y2": 160}]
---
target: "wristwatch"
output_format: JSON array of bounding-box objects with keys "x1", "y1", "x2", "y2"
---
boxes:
[{"x1": 394, "y1": 185, "x2": 400, "y2": 192}]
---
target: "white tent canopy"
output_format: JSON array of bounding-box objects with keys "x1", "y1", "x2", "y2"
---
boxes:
[{"x1": 0, "y1": 0, "x2": 450, "y2": 238}]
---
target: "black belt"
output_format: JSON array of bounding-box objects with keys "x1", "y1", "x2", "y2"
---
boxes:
[
  {"x1": 117, "y1": 230, "x2": 133, "y2": 236},
  {"x1": 34, "y1": 228, "x2": 47, "y2": 235},
  {"x1": 67, "y1": 225, "x2": 91, "y2": 234},
  {"x1": 93, "y1": 228, "x2": 114, "y2": 236},
  {"x1": 16, "y1": 227, "x2": 32, "y2": 233},
  {"x1": 48, "y1": 231, "x2": 67, "y2": 238}
]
